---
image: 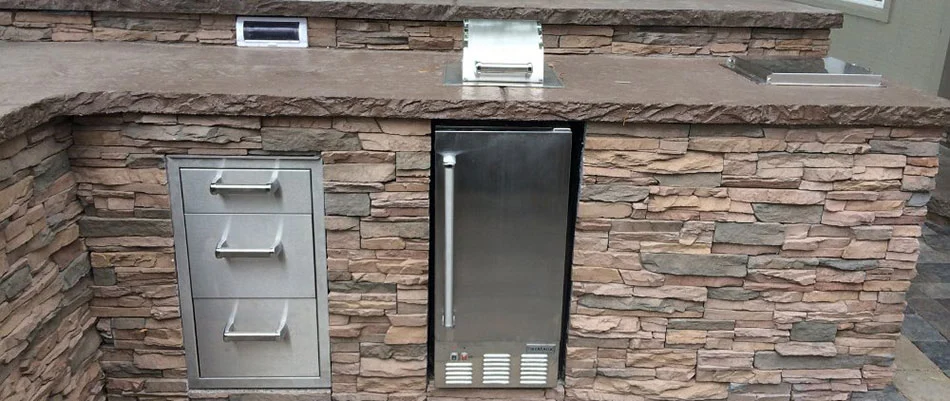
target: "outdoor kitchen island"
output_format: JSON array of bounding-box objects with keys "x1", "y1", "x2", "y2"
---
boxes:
[{"x1": 0, "y1": 6, "x2": 949, "y2": 401}]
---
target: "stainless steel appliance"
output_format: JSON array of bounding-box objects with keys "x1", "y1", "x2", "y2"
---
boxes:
[
  {"x1": 168, "y1": 156, "x2": 331, "y2": 389},
  {"x1": 433, "y1": 125, "x2": 575, "y2": 388},
  {"x1": 443, "y1": 19, "x2": 564, "y2": 88}
]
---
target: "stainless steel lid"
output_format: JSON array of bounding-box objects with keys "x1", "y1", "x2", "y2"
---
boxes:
[{"x1": 725, "y1": 56, "x2": 884, "y2": 87}]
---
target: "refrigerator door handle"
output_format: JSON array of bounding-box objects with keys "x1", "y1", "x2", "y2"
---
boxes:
[{"x1": 442, "y1": 154, "x2": 456, "y2": 328}]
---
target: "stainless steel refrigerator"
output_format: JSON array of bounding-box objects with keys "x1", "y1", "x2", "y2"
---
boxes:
[{"x1": 432, "y1": 124, "x2": 575, "y2": 388}]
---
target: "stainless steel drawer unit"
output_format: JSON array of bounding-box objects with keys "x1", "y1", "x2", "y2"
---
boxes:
[
  {"x1": 168, "y1": 156, "x2": 330, "y2": 389},
  {"x1": 433, "y1": 125, "x2": 575, "y2": 388}
]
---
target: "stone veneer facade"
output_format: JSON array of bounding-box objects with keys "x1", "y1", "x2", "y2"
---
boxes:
[
  {"x1": 0, "y1": 120, "x2": 103, "y2": 401},
  {"x1": 0, "y1": 11, "x2": 830, "y2": 56},
  {"x1": 0, "y1": 112, "x2": 941, "y2": 401}
]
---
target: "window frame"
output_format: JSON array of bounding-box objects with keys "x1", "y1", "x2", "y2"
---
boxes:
[{"x1": 797, "y1": 0, "x2": 892, "y2": 23}]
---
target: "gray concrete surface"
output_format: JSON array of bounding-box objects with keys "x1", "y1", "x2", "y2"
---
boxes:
[
  {"x1": 894, "y1": 221, "x2": 950, "y2": 400},
  {"x1": 895, "y1": 336, "x2": 950, "y2": 401}
]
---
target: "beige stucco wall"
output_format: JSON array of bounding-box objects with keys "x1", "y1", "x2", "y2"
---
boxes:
[{"x1": 812, "y1": 0, "x2": 950, "y2": 96}]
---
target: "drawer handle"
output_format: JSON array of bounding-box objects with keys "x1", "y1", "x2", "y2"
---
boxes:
[
  {"x1": 223, "y1": 300, "x2": 289, "y2": 342},
  {"x1": 475, "y1": 62, "x2": 533, "y2": 78},
  {"x1": 209, "y1": 176, "x2": 281, "y2": 195},
  {"x1": 215, "y1": 244, "x2": 282, "y2": 258},
  {"x1": 214, "y1": 219, "x2": 284, "y2": 259}
]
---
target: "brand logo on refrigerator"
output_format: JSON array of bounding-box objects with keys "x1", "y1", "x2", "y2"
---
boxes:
[{"x1": 525, "y1": 344, "x2": 556, "y2": 353}]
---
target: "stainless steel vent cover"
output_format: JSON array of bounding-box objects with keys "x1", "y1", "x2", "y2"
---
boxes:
[
  {"x1": 725, "y1": 56, "x2": 883, "y2": 87},
  {"x1": 444, "y1": 19, "x2": 563, "y2": 88}
]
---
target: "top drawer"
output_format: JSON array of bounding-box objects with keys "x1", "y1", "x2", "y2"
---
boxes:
[{"x1": 179, "y1": 168, "x2": 313, "y2": 214}]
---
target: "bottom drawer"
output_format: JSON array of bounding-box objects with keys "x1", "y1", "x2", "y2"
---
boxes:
[{"x1": 194, "y1": 298, "x2": 322, "y2": 378}]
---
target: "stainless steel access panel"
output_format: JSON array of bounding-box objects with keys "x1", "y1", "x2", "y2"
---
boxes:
[
  {"x1": 167, "y1": 156, "x2": 331, "y2": 389},
  {"x1": 433, "y1": 125, "x2": 574, "y2": 388}
]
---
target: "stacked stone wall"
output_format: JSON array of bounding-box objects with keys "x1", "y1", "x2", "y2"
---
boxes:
[
  {"x1": 1, "y1": 114, "x2": 941, "y2": 401},
  {"x1": 70, "y1": 114, "x2": 430, "y2": 400},
  {"x1": 567, "y1": 123, "x2": 942, "y2": 401},
  {"x1": 0, "y1": 120, "x2": 103, "y2": 401},
  {"x1": 0, "y1": 11, "x2": 830, "y2": 56}
]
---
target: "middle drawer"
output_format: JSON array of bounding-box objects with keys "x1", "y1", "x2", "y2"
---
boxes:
[{"x1": 185, "y1": 213, "x2": 318, "y2": 298}]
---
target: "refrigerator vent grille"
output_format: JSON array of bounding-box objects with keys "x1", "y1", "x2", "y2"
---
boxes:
[
  {"x1": 519, "y1": 354, "x2": 549, "y2": 385},
  {"x1": 482, "y1": 354, "x2": 511, "y2": 385},
  {"x1": 445, "y1": 362, "x2": 473, "y2": 385}
]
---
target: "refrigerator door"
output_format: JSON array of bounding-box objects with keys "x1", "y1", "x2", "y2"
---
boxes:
[{"x1": 433, "y1": 126, "x2": 574, "y2": 388}]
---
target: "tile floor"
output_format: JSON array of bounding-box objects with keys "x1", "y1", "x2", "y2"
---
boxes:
[{"x1": 903, "y1": 222, "x2": 950, "y2": 377}]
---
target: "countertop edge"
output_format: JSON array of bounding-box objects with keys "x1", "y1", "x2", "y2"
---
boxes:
[
  {"x1": 0, "y1": 0, "x2": 845, "y2": 29},
  {"x1": 2, "y1": 91, "x2": 948, "y2": 145}
]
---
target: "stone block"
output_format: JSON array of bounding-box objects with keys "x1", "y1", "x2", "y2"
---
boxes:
[
  {"x1": 261, "y1": 127, "x2": 360, "y2": 151},
  {"x1": 570, "y1": 315, "x2": 640, "y2": 335},
  {"x1": 577, "y1": 294, "x2": 702, "y2": 314},
  {"x1": 0, "y1": 262, "x2": 31, "y2": 300},
  {"x1": 755, "y1": 352, "x2": 886, "y2": 371},
  {"x1": 360, "y1": 221, "x2": 428, "y2": 239},
  {"x1": 790, "y1": 321, "x2": 837, "y2": 342},
  {"x1": 655, "y1": 173, "x2": 722, "y2": 187},
  {"x1": 61, "y1": 254, "x2": 91, "y2": 290},
  {"x1": 573, "y1": 266, "x2": 622, "y2": 283},
  {"x1": 359, "y1": 134, "x2": 429, "y2": 151},
  {"x1": 633, "y1": 285, "x2": 707, "y2": 302},
  {"x1": 124, "y1": 124, "x2": 258, "y2": 144},
  {"x1": 619, "y1": 270, "x2": 665, "y2": 286},
  {"x1": 133, "y1": 351, "x2": 186, "y2": 370},
  {"x1": 689, "y1": 125, "x2": 764, "y2": 137},
  {"x1": 668, "y1": 319, "x2": 735, "y2": 331},
  {"x1": 842, "y1": 240, "x2": 887, "y2": 259},
  {"x1": 78, "y1": 217, "x2": 173, "y2": 237},
  {"x1": 708, "y1": 287, "x2": 760, "y2": 301},
  {"x1": 324, "y1": 193, "x2": 371, "y2": 216},
  {"x1": 324, "y1": 163, "x2": 395, "y2": 182},
  {"x1": 560, "y1": 35, "x2": 611, "y2": 48},
  {"x1": 689, "y1": 137, "x2": 786, "y2": 152},
  {"x1": 903, "y1": 175, "x2": 935, "y2": 192},
  {"x1": 377, "y1": 119, "x2": 429, "y2": 136},
  {"x1": 667, "y1": 329, "x2": 707, "y2": 345},
  {"x1": 384, "y1": 326, "x2": 426, "y2": 345},
  {"x1": 822, "y1": 210, "x2": 875, "y2": 227},
  {"x1": 578, "y1": 202, "x2": 632, "y2": 218},
  {"x1": 92, "y1": 266, "x2": 117, "y2": 285},
  {"x1": 817, "y1": 259, "x2": 878, "y2": 271},
  {"x1": 869, "y1": 140, "x2": 940, "y2": 157},
  {"x1": 408, "y1": 36, "x2": 454, "y2": 50},
  {"x1": 728, "y1": 188, "x2": 824, "y2": 204},
  {"x1": 853, "y1": 226, "x2": 893, "y2": 241},
  {"x1": 748, "y1": 256, "x2": 818, "y2": 270},
  {"x1": 16, "y1": 11, "x2": 92, "y2": 25},
  {"x1": 752, "y1": 204, "x2": 823, "y2": 223},
  {"x1": 586, "y1": 123, "x2": 690, "y2": 138},
  {"x1": 178, "y1": 115, "x2": 260, "y2": 129},
  {"x1": 360, "y1": 357, "x2": 426, "y2": 377},
  {"x1": 395, "y1": 152, "x2": 430, "y2": 170},
  {"x1": 627, "y1": 350, "x2": 697, "y2": 368},
  {"x1": 587, "y1": 136, "x2": 659, "y2": 150},
  {"x1": 580, "y1": 183, "x2": 649, "y2": 202},
  {"x1": 32, "y1": 152, "x2": 71, "y2": 192},
  {"x1": 698, "y1": 350, "x2": 754, "y2": 369},
  {"x1": 641, "y1": 253, "x2": 748, "y2": 277},
  {"x1": 774, "y1": 342, "x2": 837, "y2": 357},
  {"x1": 714, "y1": 222, "x2": 785, "y2": 246},
  {"x1": 643, "y1": 152, "x2": 723, "y2": 174}
]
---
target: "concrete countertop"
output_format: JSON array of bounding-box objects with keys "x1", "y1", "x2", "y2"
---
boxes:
[
  {"x1": 1, "y1": 42, "x2": 948, "y2": 142},
  {"x1": 0, "y1": 0, "x2": 842, "y2": 29}
]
